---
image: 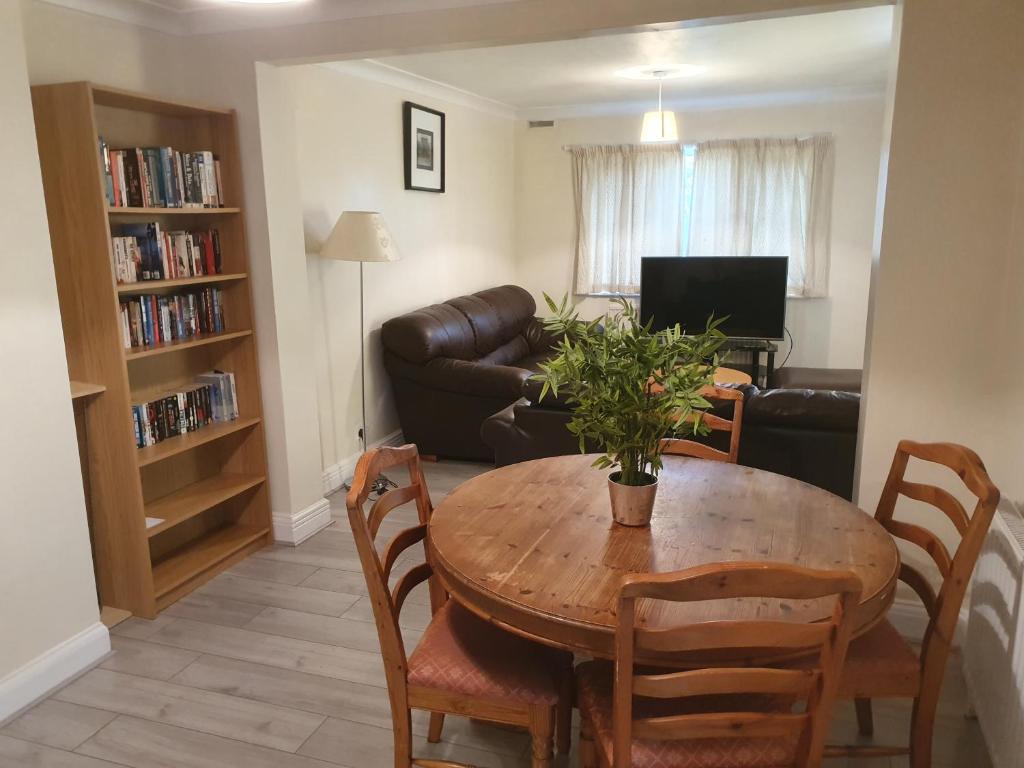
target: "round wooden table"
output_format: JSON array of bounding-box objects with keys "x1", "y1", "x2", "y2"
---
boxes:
[{"x1": 429, "y1": 454, "x2": 898, "y2": 664}]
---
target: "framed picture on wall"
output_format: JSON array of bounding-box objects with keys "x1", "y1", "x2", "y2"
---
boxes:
[{"x1": 403, "y1": 101, "x2": 445, "y2": 193}]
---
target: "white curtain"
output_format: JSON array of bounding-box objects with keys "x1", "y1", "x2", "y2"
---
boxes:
[
  {"x1": 570, "y1": 144, "x2": 685, "y2": 295},
  {"x1": 687, "y1": 136, "x2": 834, "y2": 297}
]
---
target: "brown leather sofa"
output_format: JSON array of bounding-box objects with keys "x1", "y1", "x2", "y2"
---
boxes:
[
  {"x1": 482, "y1": 381, "x2": 861, "y2": 500},
  {"x1": 381, "y1": 285, "x2": 557, "y2": 461}
]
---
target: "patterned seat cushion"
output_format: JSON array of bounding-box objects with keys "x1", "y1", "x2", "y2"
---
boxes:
[
  {"x1": 838, "y1": 619, "x2": 921, "y2": 697},
  {"x1": 576, "y1": 661, "x2": 798, "y2": 768},
  {"x1": 407, "y1": 601, "x2": 569, "y2": 706}
]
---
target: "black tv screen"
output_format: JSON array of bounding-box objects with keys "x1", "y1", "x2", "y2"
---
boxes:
[{"x1": 639, "y1": 256, "x2": 788, "y2": 340}]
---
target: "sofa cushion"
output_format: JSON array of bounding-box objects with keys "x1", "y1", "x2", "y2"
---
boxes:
[
  {"x1": 381, "y1": 303, "x2": 476, "y2": 364},
  {"x1": 744, "y1": 387, "x2": 860, "y2": 431},
  {"x1": 381, "y1": 285, "x2": 537, "y2": 364},
  {"x1": 447, "y1": 285, "x2": 536, "y2": 356},
  {"x1": 771, "y1": 367, "x2": 862, "y2": 393}
]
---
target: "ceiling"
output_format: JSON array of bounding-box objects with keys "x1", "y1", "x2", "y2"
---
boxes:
[
  {"x1": 39, "y1": 0, "x2": 513, "y2": 35},
  {"x1": 372, "y1": 6, "x2": 894, "y2": 118}
]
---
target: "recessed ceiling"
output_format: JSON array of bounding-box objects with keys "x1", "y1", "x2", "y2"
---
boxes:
[{"x1": 372, "y1": 6, "x2": 894, "y2": 118}]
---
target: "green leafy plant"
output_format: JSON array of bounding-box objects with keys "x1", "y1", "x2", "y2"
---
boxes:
[{"x1": 533, "y1": 294, "x2": 727, "y2": 486}]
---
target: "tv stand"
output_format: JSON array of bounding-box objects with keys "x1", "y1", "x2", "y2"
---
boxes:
[{"x1": 720, "y1": 339, "x2": 778, "y2": 388}]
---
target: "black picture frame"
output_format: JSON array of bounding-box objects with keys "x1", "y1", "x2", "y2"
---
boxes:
[{"x1": 403, "y1": 101, "x2": 445, "y2": 193}]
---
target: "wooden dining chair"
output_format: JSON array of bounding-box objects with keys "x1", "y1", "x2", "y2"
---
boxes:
[
  {"x1": 819, "y1": 440, "x2": 1000, "y2": 767},
  {"x1": 660, "y1": 385, "x2": 745, "y2": 463},
  {"x1": 577, "y1": 562, "x2": 862, "y2": 768},
  {"x1": 346, "y1": 444, "x2": 574, "y2": 768}
]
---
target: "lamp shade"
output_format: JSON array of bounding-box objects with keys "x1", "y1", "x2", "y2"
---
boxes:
[
  {"x1": 640, "y1": 110, "x2": 679, "y2": 143},
  {"x1": 320, "y1": 211, "x2": 400, "y2": 263}
]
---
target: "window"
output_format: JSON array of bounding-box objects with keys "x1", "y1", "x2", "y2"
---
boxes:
[{"x1": 570, "y1": 136, "x2": 834, "y2": 297}]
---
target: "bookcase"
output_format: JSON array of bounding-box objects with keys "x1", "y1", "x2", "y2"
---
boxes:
[{"x1": 31, "y1": 82, "x2": 272, "y2": 618}]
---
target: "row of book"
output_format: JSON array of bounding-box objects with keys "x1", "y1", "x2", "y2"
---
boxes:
[
  {"x1": 100, "y1": 138, "x2": 223, "y2": 209},
  {"x1": 120, "y1": 288, "x2": 225, "y2": 350},
  {"x1": 132, "y1": 371, "x2": 239, "y2": 449},
  {"x1": 111, "y1": 223, "x2": 222, "y2": 283}
]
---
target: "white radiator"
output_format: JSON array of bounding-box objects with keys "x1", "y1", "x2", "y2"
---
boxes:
[{"x1": 964, "y1": 499, "x2": 1024, "y2": 768}]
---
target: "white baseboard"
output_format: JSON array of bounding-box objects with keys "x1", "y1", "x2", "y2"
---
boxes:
[
  {"x1": 322, "y1": 430, "x2": 405, "y2": 497},
  {"x1": 272, "y1": 497, "x2": 332, "y2": 546},
  {"x1": 887, "y1": 596, "x2": 968, "y2": 646},
  {"x1": 0, "y1": 621, "x2": 110, "y2": 724}
]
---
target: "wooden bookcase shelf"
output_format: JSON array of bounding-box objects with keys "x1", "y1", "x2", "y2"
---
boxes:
[
  {"x1": 145, "y1": 473, "x2": 265, "y2": 537},
  {"x1": 124, "y1": 329, "x2": 253, "y2": 360},
  {"x1": 136, "y1": 417, "x2": 261, "y2": 467},
  {"x1": 70, "y1": 380, "x2": 107, "y2": 399},
  {"x1": 32, "y1": 81, "x2": 273, "y2": 618},
  {"x1": 117, "y1": 273, "x2": 247, "y2": 294},
  {"x1": 108, "y1": 206, "x2": 241, "y2": 216},
  {"x1": 153, "y1": 524, "x2": 267, "y2": 606}
]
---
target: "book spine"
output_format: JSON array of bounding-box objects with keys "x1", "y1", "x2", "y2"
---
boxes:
[
  {"x1": 100, "y1": 138, "x2": 114, "y2": 206},
  {"x1": 211, "y1": 229, "x2": 222, "y2": 273},
  {"x1": 214, "y1": 159, "x2": 224, "y2": 208},
  {"x1": 202, "y1": 152, "x2": 218, "y2": 207},
  {"x1": 160, "y1": 148, "x2": 177, "y2": 207},
  {"x1": 137, "y1": 149, "x2": 152, "y2": 207},
  {"x1": 203, "y1": 231, "x2": 216, "y2": 276},
  {"x1": 122, "y1": 150, "x2": 144, "y2": 208}
]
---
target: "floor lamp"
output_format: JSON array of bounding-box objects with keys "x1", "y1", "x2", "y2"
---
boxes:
[{"x1": 320, "y1": 211, "x2": 401, "y2": 496}]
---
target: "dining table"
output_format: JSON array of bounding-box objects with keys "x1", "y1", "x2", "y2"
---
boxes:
[{"x1": 427, "y1": 453, "x2": 899, "y2": 665}]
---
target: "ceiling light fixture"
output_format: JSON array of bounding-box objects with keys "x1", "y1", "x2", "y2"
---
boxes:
[
  {"x1": 616, "y1": 64, "x2": 706, "y2": 81},
  {"x1": 640, "y1": 71, "x2": 678, "y2": 144}
]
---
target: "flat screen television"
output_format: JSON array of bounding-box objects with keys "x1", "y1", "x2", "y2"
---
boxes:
[{"x1": 639, "y1": 256, "x2": 788, "y2": 340}]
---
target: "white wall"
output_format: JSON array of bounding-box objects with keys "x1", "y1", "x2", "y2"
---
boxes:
[
  {"x1": 857, "y1": 0, "x2": 1024, "y2": 519},
  {"x1": 990, "y1": 128, "x2": 1024, "y2": 509},
  {"x1": 23, "y1": 0, "x2": 187, "y2": 96},
  {"x1": 515, "y1": 97, "x2": 886, "y2": 370},
  {"x1": 287, "y1": 64, "x2": 518, "y2": 473},
  {"x1": 0, "y1": 0, "x2": 107, "y2": 717}
]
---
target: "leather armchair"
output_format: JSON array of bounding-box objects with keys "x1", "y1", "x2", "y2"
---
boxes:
[{"x1": 381, "y1": 285, "x2": 557, "y2": 461}]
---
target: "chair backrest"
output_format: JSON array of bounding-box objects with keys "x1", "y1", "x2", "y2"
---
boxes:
[
  {"x1": 660, "y1": 385, "x2": 745, "y2": 463},
  {"x1": 346, "y1": 445, "x2": 446, "y2": 721},
  {"x1": 612, "y1": 562, "x2": 862, "y2": 768},
  {"x1": 874, "y1": 440, "x2": 1000, "y2": 690}
]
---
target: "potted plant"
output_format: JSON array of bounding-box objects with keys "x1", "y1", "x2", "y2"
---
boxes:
[{"x1": 533, "y1": 294, "x2": 727, "y2": 526}]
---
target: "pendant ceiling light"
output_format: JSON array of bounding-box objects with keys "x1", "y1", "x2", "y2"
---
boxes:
[{"x1": 640, "y1": 72, "x2": 678, "y2": 143}]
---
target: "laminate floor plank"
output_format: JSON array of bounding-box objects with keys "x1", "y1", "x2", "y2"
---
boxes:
[
  {"x1": 227, "y1": 557, "x2": 319, "y2": 585},
  {"x1": 99, "y1": 636, "x2": 200, "y2": 681},
  {"x1": 297, "y1": 716, "x2": 526, "y2": 768},
  {"x1": 144, "y1": 618, "x2": 388, "y2": 687},
  {"x1": 243, "y1": 606, "x2": 423, "y2": 653},
  {"x1": 108, "y1": 615, "x2": 175, "y2": 641},
  {"x1": 76, "y1": 716, "x2": 338, "y2": 768},
  {"x1": 162, "y1": 592, "x2": 266, "y2": 628},
  {"x1": 196, "y1": 573, "x2": 361, "y2": 617},
  {"x1": 0, "y1": 701, "x2": 116, "y2": 752},
  {"x1": 55, "y1": 669, "x2": 326, "y2": 753},
  {"x1": 341, "y1": 595, "x2": 433, "y2": 631},
  {"x1": 0, "y1": 735, "x2": 124, "y2": 768},
  {"x1": 169, "y1": 655, "x2": 398, "y2": 729}
]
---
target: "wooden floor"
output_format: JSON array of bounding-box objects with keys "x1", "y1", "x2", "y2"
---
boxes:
[{"x1": 1, "y1": 461, "x2": 991, "y2": 768}]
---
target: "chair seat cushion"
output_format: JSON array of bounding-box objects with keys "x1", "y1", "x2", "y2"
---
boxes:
[
  {"x1": 576, "y1": 661, "x2": 798, "y2": 768},
  {"x1": 839, "y1": 619, "x2": 921, "y2": 698},
  {"x1": 407, "y1": 601, "x2": 569, "y2": 706}
]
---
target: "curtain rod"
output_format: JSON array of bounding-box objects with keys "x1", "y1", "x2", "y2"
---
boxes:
[{"x1": 561, "y1": 133, "x2": 832, "y2": 152}]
